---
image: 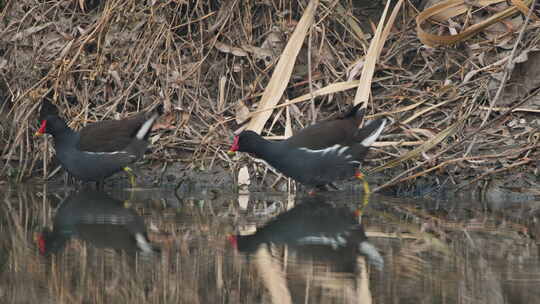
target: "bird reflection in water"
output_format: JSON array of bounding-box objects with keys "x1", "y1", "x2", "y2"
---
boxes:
[
  {"x1": 38, "y1": 190, "x2": 157, "y2": 258},
  {"x1": 229, "y1": 195, "x2": 383, "y2": 304}
]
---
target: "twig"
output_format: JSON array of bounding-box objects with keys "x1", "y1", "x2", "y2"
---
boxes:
[{"x1": 374, "y1": 87, "x2": 540, "y2": 192}]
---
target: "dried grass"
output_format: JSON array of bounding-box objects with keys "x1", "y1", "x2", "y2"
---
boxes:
[{"x1": 0, "y1": 0, "x2": 538, "y2": 192}]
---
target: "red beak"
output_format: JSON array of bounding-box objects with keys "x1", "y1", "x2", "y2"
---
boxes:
[
  {"x1": 229, "y1": 136, "x2": 240, "y2": 152},
  {"x1": 37, "y1": 233, "x2": 46, "y2": 255},
  {"x1": 228, "y1": 235, "x2": 238, "y2": 248},
  {"x1": 35, "y1": 120, "x2": 47, "y2": 136}
]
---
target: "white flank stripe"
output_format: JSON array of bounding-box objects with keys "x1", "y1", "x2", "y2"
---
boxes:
[
  {"x1": 361, "y1": 119, "x2": 386, "y2": 147},
  {"x1": 299, "y1": 144, "x2": 357, "y2": 162},
  {"x1": 83, "y1": 151, "x2": 131, "y2": 156},
  {"x1": 297, "y1": 235, "x2": 347, "y2": 249},
  {"x1": 136, "y1": 113, "x2": 158, "y2": 140},
  {"x1": 299, "y1": 144, "x2": 341, "y2": 156}
]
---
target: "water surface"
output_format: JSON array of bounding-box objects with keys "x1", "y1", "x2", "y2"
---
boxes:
[{"x1": 1, "y1": 185, "x2": 539, "y2": 303}]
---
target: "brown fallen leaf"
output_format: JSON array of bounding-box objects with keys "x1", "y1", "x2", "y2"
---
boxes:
[{"x1": 152, "y1": 111, "x2": 183, "y2": 131}]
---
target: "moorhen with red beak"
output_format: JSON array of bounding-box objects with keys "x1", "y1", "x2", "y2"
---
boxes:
[
  {"x1": 36, "y1": 101, "x2": 159, "y2": 186},
  {"x1": 229, "y1": 104, "x2": 386, "y2": 189}
]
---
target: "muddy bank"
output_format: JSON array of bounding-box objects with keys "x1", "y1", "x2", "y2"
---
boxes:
[{"x1": 24, "y1": 155, "x2": 539, "y2": 204}]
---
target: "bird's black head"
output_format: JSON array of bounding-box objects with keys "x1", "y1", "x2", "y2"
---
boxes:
[
  {"x1": 228, "y1": 234, "x2": 260, "y2": 254},
  {"x1": 38, "y1": 100, "x2": 60, "y2": 121},
  {"x1": 36, "y1": 115, "x2": 68, "y2": 136},
  {"x1": 229, "y1": 130, "x2": 264, "y2": 154},
  {"x1": 37, "y1": 228, "x2": 71, "y2": 256}
]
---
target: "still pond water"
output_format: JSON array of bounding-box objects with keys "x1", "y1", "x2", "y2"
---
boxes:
[{"x1": 1, "y1": 185, "x2": 540, "y2": 303}]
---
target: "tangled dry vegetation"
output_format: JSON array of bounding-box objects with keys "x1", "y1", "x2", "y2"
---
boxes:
[{"x1": 0, "y1": 0, "x2": 538, "y2": 194}]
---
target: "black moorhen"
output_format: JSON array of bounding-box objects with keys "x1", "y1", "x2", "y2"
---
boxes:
[
  {"x1": 229, "y1": 195, "x2": 384, "y2": 269},
  {"x1": 36, "y1": 101, "x2": 159, "y2": 186},
  {"x1": 229, "y1": 104, "x2": 386, "y2": 189},
  {"x1": 38, "y1": 190, "x2": 156, "y2": 256}
]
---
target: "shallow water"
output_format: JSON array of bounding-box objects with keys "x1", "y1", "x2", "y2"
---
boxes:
[{"x1": 1, "y1": 185, "x2": 540, "y2": 304}]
